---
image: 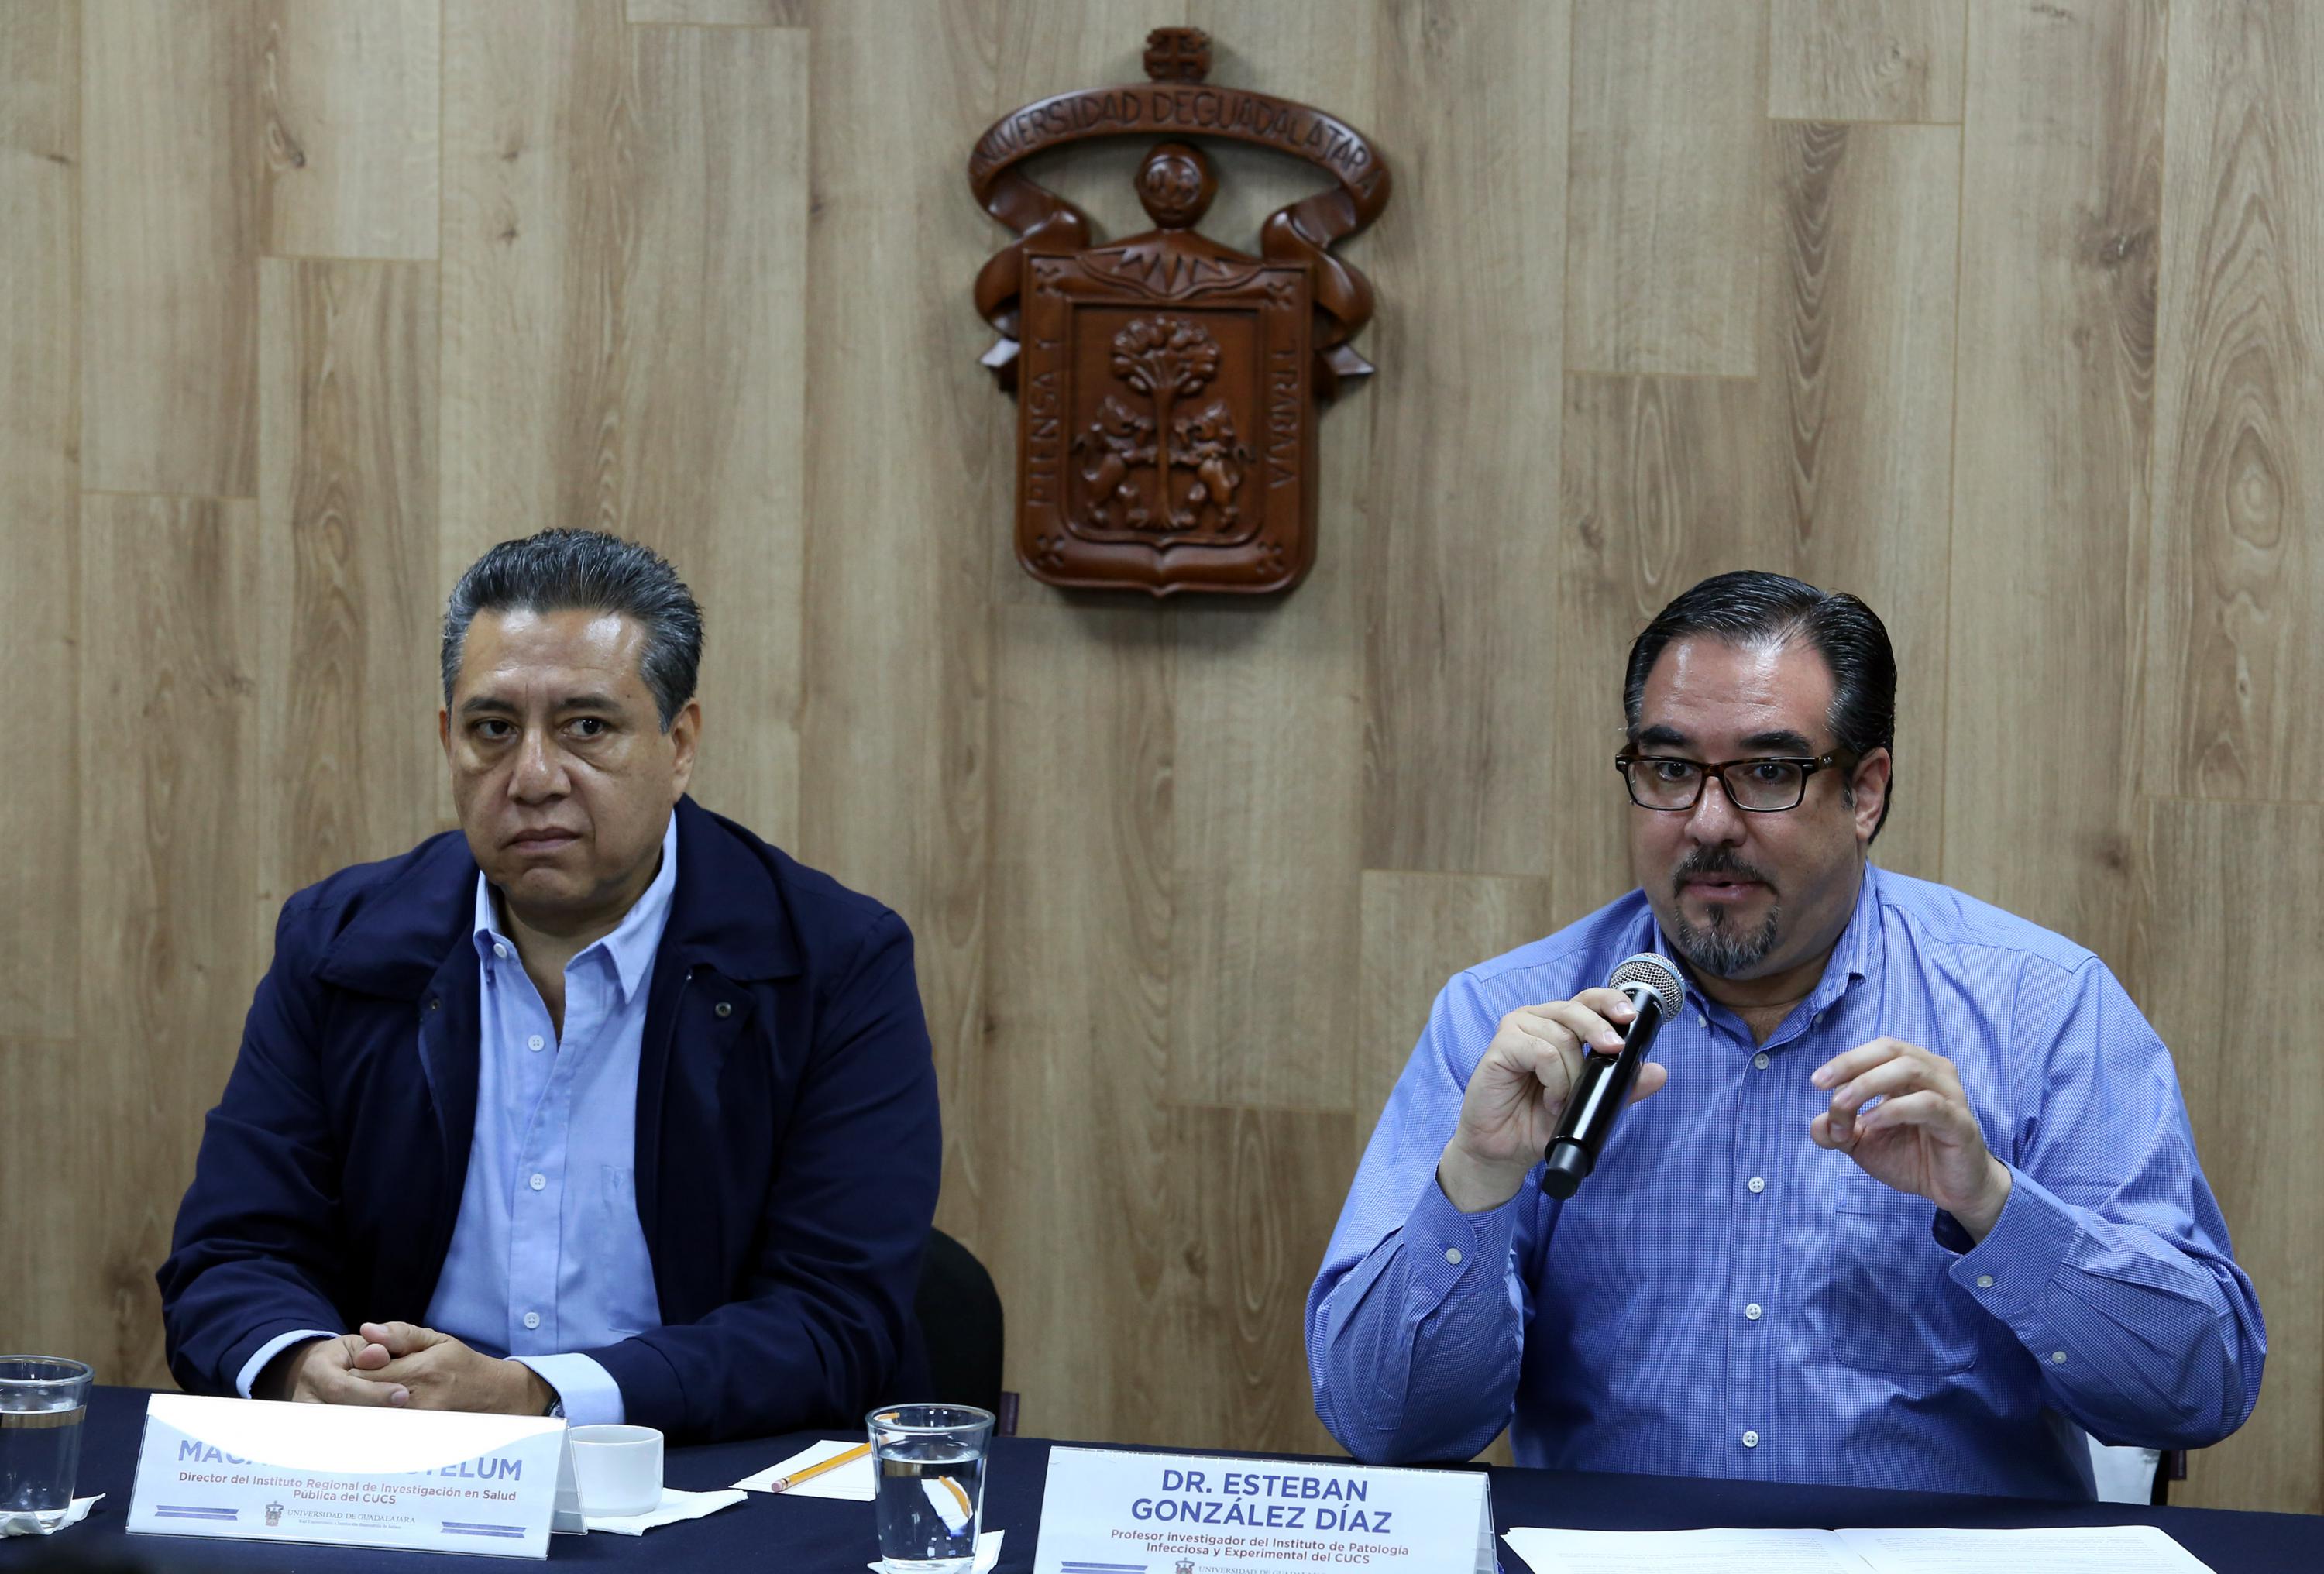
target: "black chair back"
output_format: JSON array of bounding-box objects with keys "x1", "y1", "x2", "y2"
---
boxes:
[{"x1": 913, "y1": 1227, "x2": 1017, "y2": 1435}]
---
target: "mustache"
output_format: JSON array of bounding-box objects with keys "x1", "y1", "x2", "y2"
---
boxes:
[{"x1": 1673, "y1": 847, "x2": 1776, "y2": 893}]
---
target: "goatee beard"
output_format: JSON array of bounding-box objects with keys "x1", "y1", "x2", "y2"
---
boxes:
[
  {"x1": 1668, "y1": 847, "x2": 1782, "y2": 978},
  {"x1": 1669, "y1": 902, "x2": 1782, "y2": 977}
]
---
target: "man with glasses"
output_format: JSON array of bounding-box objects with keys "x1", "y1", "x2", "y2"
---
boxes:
[{"x1": 1306, "y1": 571, "x2": 2263, "y2": 1498}]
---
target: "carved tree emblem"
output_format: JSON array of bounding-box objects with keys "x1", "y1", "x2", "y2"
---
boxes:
[
  {"x1": 969, "y1": 28, "x2": 1390, "y2": 596},
  {"x1": 1077, "y1": 315, "x2": 1252, "y2": 534}
]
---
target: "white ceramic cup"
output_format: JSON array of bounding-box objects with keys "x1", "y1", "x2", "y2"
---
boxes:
[{"x1": 566, "y1": 1424, "x2": 663, "y2": 1518}]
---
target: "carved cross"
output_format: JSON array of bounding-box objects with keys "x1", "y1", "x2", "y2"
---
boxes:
[{"x1": 1143, "y1": 27, "x2": 1212, "y2": 83}]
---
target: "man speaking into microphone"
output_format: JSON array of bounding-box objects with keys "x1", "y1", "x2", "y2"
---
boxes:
[{"x1": 1305, "y1": 571, "x2": 2264, "y2": 1500}]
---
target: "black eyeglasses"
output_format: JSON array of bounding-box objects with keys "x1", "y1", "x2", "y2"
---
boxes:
[{"x1": 1614, "y1": 750, "x2": 1861, "y2": 813}]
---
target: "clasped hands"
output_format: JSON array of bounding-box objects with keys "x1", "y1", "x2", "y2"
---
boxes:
[
  {"x1": 1439, "y1": 989, "x2": 2012, "y2": 1239},
  {"x1": 264, "y1": 1322, "x2": 555, "y2": 1415}
]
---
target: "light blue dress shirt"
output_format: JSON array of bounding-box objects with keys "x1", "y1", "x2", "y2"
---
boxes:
[
  {"x1": 236, "y1": 815, "x2": 675, "y2": 1421},
  {"x1": 1307, "y1": 865, "x2": 2265, "y2": 1500}
]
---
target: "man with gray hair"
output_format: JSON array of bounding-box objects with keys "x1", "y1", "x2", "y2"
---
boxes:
[{"x1": 159, "y1": 529, "x2": 941, "y2": 1442}]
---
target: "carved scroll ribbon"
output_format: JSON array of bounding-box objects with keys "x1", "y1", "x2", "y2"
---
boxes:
[{"x1": 970, "y1": 80, "x2": 1391, "y2": 398}]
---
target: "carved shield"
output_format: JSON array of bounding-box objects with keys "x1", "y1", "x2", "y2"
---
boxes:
[
  {"x1": 1019, "y1": 248, "x2": 1312, "y2": 593},
  {"x1": 970, "y1": 28, "x2": 1388, "y2": 598}
]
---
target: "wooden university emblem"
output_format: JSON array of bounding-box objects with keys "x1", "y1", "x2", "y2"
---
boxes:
[{"x1": 969, "y1": 28, "x2": 1390, "y2": 596}]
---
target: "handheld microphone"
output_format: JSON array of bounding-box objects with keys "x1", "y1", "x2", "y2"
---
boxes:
[{"x1": 1539, "y1": 952, "x2": 1684, "y2": 1198}]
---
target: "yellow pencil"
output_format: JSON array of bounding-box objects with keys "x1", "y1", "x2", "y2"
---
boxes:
[{"x1": 769, "y1": 1441, "x2": 871, "y2": 1493}]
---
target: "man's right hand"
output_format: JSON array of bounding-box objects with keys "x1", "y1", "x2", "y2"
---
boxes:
[
  {"x1": 1435, "y1": 990, "x2": 1669, "y2": 1213},
  {"x1": 256, "y1": 1334, "x2": 410, "y2": 1407}
]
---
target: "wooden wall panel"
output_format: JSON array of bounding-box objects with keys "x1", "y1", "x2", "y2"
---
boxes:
[
  {"x1": 1767, "y1": 0, "x2": 1965, "y2": 123},
  {"x1": 982, "y1": 604, "x2": 1174, "y2": 1438},
  {"x1": 1566, "y1": 0, "x2": 1766, "y2": 375},
  {"x1": 2145, "y1": 0, "x2": 2324, "y2": 806},
  {"x1": 257, "y1": 0, "x2": 441, "y2": 260},
  {"x1": 442, "y1": 2, "x2": 806, "y2": 845},
  {"x1": 1167, "y1": 0, "x2": 1369, "y2": 1114},
  {"x1": 1360, "y1": 0, "x2": 1569, "y2": 879},
  {"x1": 627, "y1": 0, "x2": 806, "y2": 25},
  {"x1": 1760, "y1": 121, "x2": 1958, "y2": 882},
  {"x1": 256, "y1": 259, "x2": 443, "y2": 914},
  {"x1": 1356, "y1": 872, "x2": 1557, "y2": 1154},
  {"x1": 796, "y1": 0, "x2": 999, "y2": 1242},
  {"x1": 1943, "y1": 0, "x2": 2164, "y2": 976},
  {"x1": 81, "y1": 0, "x2": 260, "y2": 498},
  {"x1": 0, "y1": 0, "x2": 78, "y2": 1040},
  {"x1": 3, "y1": 0, "x2": 2322, "y2": 1513},
  {"x1": 1155, "y1": 1105, "x2": 1352, "y2": 1455},
  {"x1": 77, "y1": 497, "x2": 266, "y2": 1384},
  {"x1": 2139, "y1": 801, "x2": 2324, "y2": 1514}
]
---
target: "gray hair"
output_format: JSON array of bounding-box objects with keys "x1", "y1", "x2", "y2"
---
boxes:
[{"x1": 441, "y1": 530, "x2": 704, "y2": 730}]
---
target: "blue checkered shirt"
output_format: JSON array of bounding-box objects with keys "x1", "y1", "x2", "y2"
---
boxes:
[{"x1": 1307, "y1": 866, "x2": 2264, "y2": 1500}]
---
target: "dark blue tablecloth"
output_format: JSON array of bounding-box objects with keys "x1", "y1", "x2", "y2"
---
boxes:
[{"x1": 4, "y1": 1389, "x2": 2315, "y2": 1571}]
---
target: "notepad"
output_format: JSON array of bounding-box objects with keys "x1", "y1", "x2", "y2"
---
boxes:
[{"x1": 1503, "y1": 1523, "x2": 2216, "y2": 1574}]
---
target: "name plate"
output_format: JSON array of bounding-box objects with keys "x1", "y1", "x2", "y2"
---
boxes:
[
  {"x1": 128, "y1": 1392, "x2": 566, "y2": 1559},
  {"x1": 1032, "y1": 1446, "x2": 1493, "y2": 1574}
]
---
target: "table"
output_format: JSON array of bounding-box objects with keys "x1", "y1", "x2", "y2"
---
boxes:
[{"x1": 5, "y1": 1388, "x2": 2316, "y2": 1570}]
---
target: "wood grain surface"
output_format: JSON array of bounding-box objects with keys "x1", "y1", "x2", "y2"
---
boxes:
[
  {"x1": 2144, "y1": 0, "x2": 2324, "y2": 806},
  {"x1": 81, "y1": 0, "x2": 261, "y2": 497},
  {"x1": 1767, "y1": 0, "x2": 1965, "y2": 123},
  {"x1": 77, "y1": 496, "x2": 265, "y2": 1386},
  {"x1": 1944, "y1": 0, "x2": 2164, "y2": 976},
  {"x1": 0, "y1": 0, "x2": 79, "y2": 1040},
  {"x1": 1567, "y1": 0, "x2": 1765, "y2": 375},
  {"x1": 2137, "y1": 800, "x2": 2324, "y2": 1514},
  {"x1": 1360, "y1": 0, "x2": 1569, "y2": 878},
  {"x1": 3, "y1": 0, "x2": 2320, "y2": 1509},
  {"x1": 256, "y1": 259, "x2": 445, "y2": 912},
  {"x1": 257, "y1": 0, "x2": 441, "y2": 259}
]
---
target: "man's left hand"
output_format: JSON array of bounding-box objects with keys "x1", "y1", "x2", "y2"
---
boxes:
[
  {"x1": 1810, "y1": 1036, "x2": 2011, "y2": 1241},
  {"x1": 348, "y1": 1322, "x2": 557, "y2": 1416}
]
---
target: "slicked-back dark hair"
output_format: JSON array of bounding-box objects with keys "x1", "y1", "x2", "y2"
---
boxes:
[
  {"x1": 441, "y1": 529, "x2": 703, "y2": 730},
  {"x1": 1622, "y1": 570, "x2": 1897, "y2": 840}
]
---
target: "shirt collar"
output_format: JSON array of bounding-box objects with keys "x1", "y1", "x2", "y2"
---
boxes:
[{"x1": 472, "y1": 811, "x2": 682, "y2": 1003}]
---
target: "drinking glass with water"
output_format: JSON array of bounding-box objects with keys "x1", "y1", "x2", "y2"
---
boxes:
[
  {"x1": 0, "y1": 1356, "x2": 94, "y2": 1531},
  {"x1": 868, "y1": 1403, "x2": 993, "y2": 1573}
]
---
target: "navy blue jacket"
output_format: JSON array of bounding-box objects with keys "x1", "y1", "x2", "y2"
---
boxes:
[{"x1": 158, "y1": 796, "x2": 942, "y2": 1442}]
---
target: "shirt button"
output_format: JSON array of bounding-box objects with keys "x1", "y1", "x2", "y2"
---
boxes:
[
  {"x1": 2051, "y1": 1349, "x2": 2068, "y2": 1365},
  {"x1": 493, "y1": 942, "x2": 509, "y2": 961},
  {"x1": 528, "y1": 1033, "x2": 545, "y2": 1052},
  {"x1": 1747, "y1": 1176, "x2": 1765, "y2": 1194},
  {"x1": 1697, "y1": 1014, "x2": 1709, "y2": 1029},
  {"x1": 528, "y1": 1172, "x2": 546, "y2": 1191},
  {"x1": 1752, "y1": 1052, "x2": 1770, "y2": 1071},
  {"x1": 1444, "y1": 1248, "x2": 1463, "y2": 1266},
  {"x1": 1745, "y1": 1303, "x2": 1762, "y2": 1321},
  {"x1": 1977, "y1": 1274, "x2": 1995, "y2": 1289},
  {"x1": 523, "y1": 1311, "x2": 541, "y2": 1331},
  {"x1": 1741, "y1": 1430, "x2": 1760, "y2": 1449}
]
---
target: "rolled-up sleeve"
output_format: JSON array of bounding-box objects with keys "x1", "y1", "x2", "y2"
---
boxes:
[
  {"x1": 1306, "y1": 973, "x2": 1534, "y2": 1464},
  {"x1": 1951, "y1": 959, "x2": 2265, "y2": 1449}
]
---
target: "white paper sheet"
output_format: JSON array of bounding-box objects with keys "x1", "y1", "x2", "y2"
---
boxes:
[
  {"x1": 1836, "y1": 1524, "x2": 2216, "y2": 1573},
  {"x1": 1504, "y1": 1526, "x2": 1879, "y2": 1572},
  {"x1": 579, "y1": 1486, "x2": 748, "y2": 1536},
  {"x1": 733, "y1": 1437, "x2": 876, "y2": 1500}
]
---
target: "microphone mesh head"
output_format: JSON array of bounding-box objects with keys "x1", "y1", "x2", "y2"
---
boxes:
[{"x1": 1607, "y1": 952, "x2": 1684, "y2": 1014}]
